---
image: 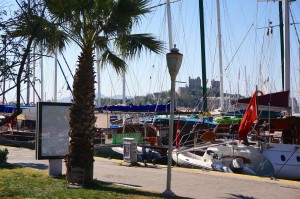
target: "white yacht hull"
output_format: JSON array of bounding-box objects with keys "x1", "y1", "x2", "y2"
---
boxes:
[
  {"x1": 172, "y1": 150, "x2": 232, "y2": 172},
  {"x1": 262, "y1": 143, "x2": 300, "y2": 180},
  {"x1": 207, "y1": 142, "x2": 300, "y2": 180}
]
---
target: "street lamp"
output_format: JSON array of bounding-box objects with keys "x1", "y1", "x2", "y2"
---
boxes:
[{"x1": 163, "y1": 45, "x2": 183, "y2": 196}]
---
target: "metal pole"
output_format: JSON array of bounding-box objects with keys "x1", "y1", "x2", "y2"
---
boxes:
[
  {"x1": 122, "y1": 72, "x2": 126, "y2": 105},
  {"x1": 96, "y1": 48, "x2": 101, "y2": 107},
  {"x1": 216, "y1": 0, "x2": 224, "y2": 110},
  {"x1": 40, "y1": 42, "x2": 44, "y2": 101},
  {"x1": 166, "y1": 0, "x2": 173, "y2": 50},
  {"x1": 26, "y1": 52, "x2": 30, "y2": 104},
  {"x1": 279, "y1": 1, "x2": 285, "y2": 91},
  {"x1": 284, "y1": 0, "x2": 290, "y2": 113},
  {"x1": 122, "y1": 71, "x2": 126, "y2": 124},
  {"x1": 245, "y1": 66, "x2": 248, "y2": 97},
  {"x1": 2, "y1": 34, "x2": 6, "y2": 104},
  {"x1": 199, "y1": 0, "x2": 207, "y2": 112},
  {"x1": 164, "y1": 75, "x2": 176, "y2": 196},
  {"x1": 54, "y1": 48, "x2": 58, "y2": 102},
  {"x1": 284, "y1": 0, "x2": 290, "y2": 92},
  {"x1": 33, "y1": 46, "x2": 36, "y2": 104}
]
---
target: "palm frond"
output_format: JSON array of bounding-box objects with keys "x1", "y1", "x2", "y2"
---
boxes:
[
  {"x1": 101, "y1": 49, "x2": 127, "y2": 74},
  {"x1": 94, "y1": 36, "x2": 109, "y2": 51},
  {"x1": 103, "y1": 0, "x2": 151, "y2": 36},
  {"x1": 9, "y1": 3, "x2": 70, "y2": 54},
  {"x1": 117, "y1": 34, "x2": 165, "y2": 58}
]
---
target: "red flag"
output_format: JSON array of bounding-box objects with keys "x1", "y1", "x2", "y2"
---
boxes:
[
  {"x1": 238, "y1": 90, "x2": 261, "y2": 141},
  {"x1": 176, "y1": 115, "x2": 181, "y2": 149}
]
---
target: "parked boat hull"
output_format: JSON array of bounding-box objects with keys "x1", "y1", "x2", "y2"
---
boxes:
[{"x1": 262, "y1": 143, "x2": 300, "y2": 180}]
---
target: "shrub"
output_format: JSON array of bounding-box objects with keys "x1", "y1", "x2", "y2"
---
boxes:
[{"x1": 0, "y1": 148, "x2": 9, "y2": 164}]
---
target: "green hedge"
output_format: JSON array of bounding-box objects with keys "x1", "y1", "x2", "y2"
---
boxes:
[{"x1": 0, "y1": 148, "x2": 8, "y2": 164}]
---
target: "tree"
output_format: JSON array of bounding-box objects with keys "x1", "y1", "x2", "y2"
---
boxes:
[
  {"x1": 44, "y1": 0, "x2": 164, "y2": 183},
  {"x1": 0, "y1": 0, "x2": 67, "y2": 126}
]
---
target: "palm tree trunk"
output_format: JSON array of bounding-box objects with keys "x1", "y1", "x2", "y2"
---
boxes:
[{"x1": 66, "y1": 48, "x2": 96, "y2": 183}]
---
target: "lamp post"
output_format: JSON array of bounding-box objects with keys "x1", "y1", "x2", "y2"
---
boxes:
[{"x1": 163, "y1": 45, "x2": 183, "y2": 196}]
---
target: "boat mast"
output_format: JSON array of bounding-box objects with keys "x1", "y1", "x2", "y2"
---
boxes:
[
  {"x1": 54, "y1": 48, "x2": 58, "y2": 102},
  {"x1": 26, "y1": 53, "x2": 30, "y2": 104},
  {"x1": 40, "y1": 42, "x2": 44, "y2": 101},
  {"x1": 122, "y1": 71, "x2": 125, "y2": 106},
  {"x1": 122, "y1": 56, "x2": 126, "y2": 123},
  {"x1": 284, "y1": 0, "x2": 291, "y2": 112},
  {"x1": 96, "y1": 48, "x2": 101, "y2": 107},
  {"x1": 2, "y1": 33, "x2": 7, "y2": 104},
  {"x1": 199, "y1": 0, "x2": 208, "y2": 112},
  {"x1": 32, "y1": 46, "x2": 36, "y2": 104},
  {"x1": 245, "y1": 66, "x2": 248, "y2": 97},
  {"x1": 216, "y1": 0, "x2": 224, "y2": 111},
  {"x1": 166, "y1": 0, "x2": 173, "y2": 49},
  {"x1": 279, "y1": 1, "x2": 285, "y2": 91}
]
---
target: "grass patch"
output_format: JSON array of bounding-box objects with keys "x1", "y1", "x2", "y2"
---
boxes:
[{"x1": 0, "y1": 164, "x2": 170, "y2": 199}]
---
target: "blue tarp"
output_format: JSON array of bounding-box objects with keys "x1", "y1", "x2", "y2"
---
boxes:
[
  {"x1": 153, "y1": 116, "x2": 217, "y2": 128},
  {"x1": 97, "y1": 102, "x2": 174, "y2": 113},
  {"x1": 0, "y1": 105, "x2": 36, "y2": 113}
]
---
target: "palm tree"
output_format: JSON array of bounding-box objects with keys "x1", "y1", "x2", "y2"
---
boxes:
[{"x1": 45, "y1": 0, "x2": 164, "y2": 182}]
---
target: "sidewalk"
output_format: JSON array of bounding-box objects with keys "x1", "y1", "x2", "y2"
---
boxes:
[{"x1": 3, "y1": 146, "x2": 300, "y2": 199}]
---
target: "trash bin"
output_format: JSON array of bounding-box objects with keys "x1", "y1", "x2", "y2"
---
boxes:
[{"x1": 123, "y1": 138, "x2": 137, "y2": 163}]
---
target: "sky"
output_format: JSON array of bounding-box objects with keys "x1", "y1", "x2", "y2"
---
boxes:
[{"x1": 2, "y1": 0, "x2": 300, "y2": 106}]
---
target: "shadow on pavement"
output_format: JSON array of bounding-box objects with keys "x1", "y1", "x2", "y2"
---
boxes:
[
  {"x1": 227, "y1": 194, "x2": 255, "y2": 199},
  {"x1": 86, "y1": 180, "x2": 193, "y2": 199}
]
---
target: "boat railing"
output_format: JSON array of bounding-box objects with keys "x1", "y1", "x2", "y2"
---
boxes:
[
  {"x1": 177, "y1": 140, "x2": 232, "y2": 153},
  {"x1": 179, "y1": 130, "x2": 218, "y2": 150}
]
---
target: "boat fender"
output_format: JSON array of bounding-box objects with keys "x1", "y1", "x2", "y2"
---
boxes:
[
  {"x1": 212, "y1": 153, "x2": 218, "y2": 159},
  {"x1": 212, "y1": 163, "x2": 232, "y2": 173},
  {"x1": 206, "y1": 150, "x2": 214, "y2": 155},
  {"x1": 230, "y1": 158, "x2": 244, "y2": 174}
]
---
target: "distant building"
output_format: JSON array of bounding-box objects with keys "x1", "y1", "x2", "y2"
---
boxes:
[
  {"x1": 189, "y1": 77, "x2": 201, "y2": 95},
  {"x1": 211, "y1": 79, "x2": 220, "y2": 90},
  {"x1": 178, "y1": 85, "x2": 189, "y2": 96}
]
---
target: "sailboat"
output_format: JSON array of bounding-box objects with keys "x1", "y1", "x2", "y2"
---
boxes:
[
  {"x1": 236, "y1": 89, "x2": 300, "y2": 180},
  {"x1": 236, "y1": 0, "x2": 300, "y2": 180},
  {"x1": 172, "y1": 0, "x2": 300, "y2": 181}
]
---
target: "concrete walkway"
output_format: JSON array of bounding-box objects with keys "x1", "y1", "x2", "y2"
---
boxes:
[{"x1": 2, "y1": 146, "x2": 300, "y2": 199}]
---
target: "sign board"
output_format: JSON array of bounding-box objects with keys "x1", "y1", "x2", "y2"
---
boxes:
[
  {"x1": 95, "y1": 113, "x2": 110, "y2": 128},
  {"x1": 36, "y1": 102, "x2": 71, "y2": 160}
]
